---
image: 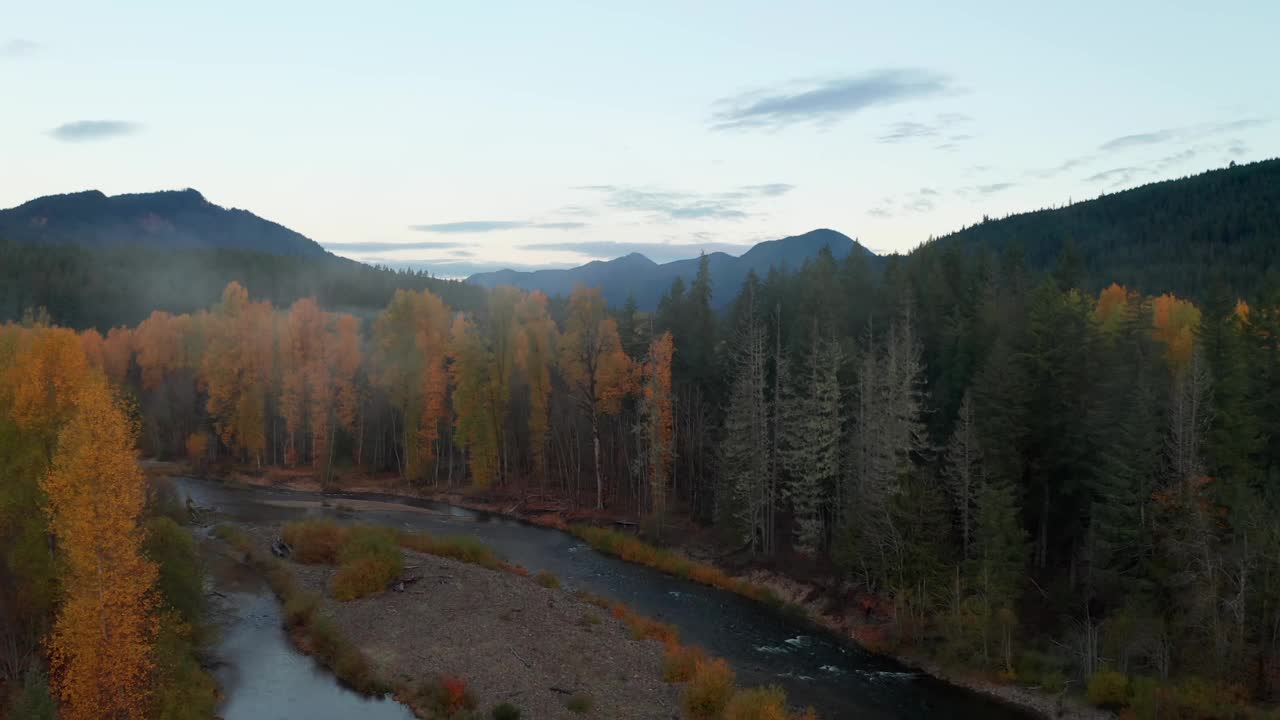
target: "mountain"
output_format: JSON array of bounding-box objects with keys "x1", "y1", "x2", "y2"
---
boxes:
[
  {"x1": 922, "y1": 158, "x2": 1280, "y2": 300},
  {"x1": 0, "y1": 188, "x2": 329, "y2": 258},
  {"x1": 469, "y1": 228, "x2": 871, "y2": 308}
]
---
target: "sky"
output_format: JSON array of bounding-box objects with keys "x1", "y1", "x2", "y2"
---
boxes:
[{"x1": 3, "y1": 1, "x2": 1278, "y2": 277}]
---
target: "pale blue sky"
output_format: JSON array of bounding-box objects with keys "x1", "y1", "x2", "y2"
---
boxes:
[{"x1": 4, "y1": 1, "x2": 1277, "y2": 276}]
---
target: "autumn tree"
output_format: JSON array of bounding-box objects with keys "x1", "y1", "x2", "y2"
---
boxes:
[
  {"x1": 559, "y1": 286, "x2": 633, "y2": 509},
  {"x1": 449, "y1": 313, "x2": 499, "y2": 487},
  {"x1": 635, "y1": 331, "x2": 675, "y2": 519},
  {"x1": 516, "y1": 291, "x2": 556, "y2": 483},
  {"x1": 44, "y1": 374, "x2": 157, "y2": 720},
  {"x1": 373, "y1": 289, "x2": 451, "y2": 482},
  {"x1": 200, "y1": 282, "x2": 273, "y2": 465}
]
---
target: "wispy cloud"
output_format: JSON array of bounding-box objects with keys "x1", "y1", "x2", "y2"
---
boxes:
[
  {"x1": 868, "y1": 187, "x2": 947, "y2": 218},
  {"x1": 50, "y1": 120, "x2": 140, "y2": 142},
  {"x1": 1099, "y1": 130, "x2": 1176, "y2": 151},
  {"x1": 0, "y1": 38, "x2": 39, "y2": 58},
  {"x1": 325, "y1": 240, "x2": 469, "y2": 252},
  {"x1": 1083, "y1": 166, "x2": 1150, "y2": 188},
  {"x1": 955, "y1": 182, "x2": 1017, "y2": 200},
  {"x1": 710, "y1": 68, "x2": 952, "y2": 131},
  {"x1": 410, "y1": 220, "x2": 586, "y2": 233},
  {"x1": 522, "y1": 239, "x2": 754, "y2": 263},
  {"x1": 574, "y1": 183, "x2": 792, "y2": 222},
  {"x1": 878, "y1": 112, "x2": 972, "y2": 145}
]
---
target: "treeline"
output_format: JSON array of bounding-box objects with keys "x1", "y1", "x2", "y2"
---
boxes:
[
  {"x1": 0, "y1": 238, "x2": 484, "y2": 330},
  {"x1": 921, "y1": 158, "x2": 1280, "y2": 302}
]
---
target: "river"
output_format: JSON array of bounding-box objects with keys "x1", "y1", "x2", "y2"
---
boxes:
[{"x1": 183, "y1": 477, "x2": 1032, "y2": 720}]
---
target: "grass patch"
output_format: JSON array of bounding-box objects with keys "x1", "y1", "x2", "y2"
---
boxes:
[
  {"x1": 535, "y1": 570, "x2": 561, "y2": 589},
  {"x1": 578, "y1": 612, "x2": 602, "y2": 628},
  {"x1": 491, "y1": 701, "x2": 521, "y2": 719},
  {"x1": 331, "y1": 525, "x2": 404, "y2": 601},
  {"x1": 410, "y1": 675, "x2": 478, "y2": 717},
  {"x1": 212, "y1": 523, "x2": 253, "y2": 555},
  {"x1": 398, "y1": 530, "x2": 504, "y2": 570},
  {"x1": 566, "y1": 693, "x2": 593, "y2": 714},
  {"x1": 570, "y1": 525, "x2": 807, "y2": 622}
]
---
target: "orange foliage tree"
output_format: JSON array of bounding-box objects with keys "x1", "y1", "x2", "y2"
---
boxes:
[
  {"x1": 373, "y1": 289, "x2": 451, "y2": 482},
  {"x1": 559, "y1": 286, "x2": 634, "y2": 509},
  {"x1": 1152, "y1": 293, "x2": 1202, "y2": 372},
  {"x1": 516, "y1": 291, "x2": 557, "y2": 482},
  {"x1": 637, "y1": 331, "x2": 675, "y2": 517},
  {"x1": 200, "y1": 282, "x2": 274, "y2": 464},
  {"x1": 43, "y1": 374, "x2": 158, "y2": 720}
]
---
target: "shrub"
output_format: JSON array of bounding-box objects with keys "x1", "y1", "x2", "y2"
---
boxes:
[
  {"x1": 682, "y1": 659, "x2": 736, "y2": 719},
  {"x1": 331, "y1": 555, "x2": 402, "y2": 601},
  {"x1": 491, "y1": 702, "x2": 521, "y2": 720},
  {"x1": 144, "y1": 516, "x2": 204, "y2": 625},
  {"x1": 283, "y1": 592, "x2": 321, "y2": 629},
  {"x1": 663, "y1": 642, "x2": 708, "y2": 683},
  {"x1": 578, "y1": 612, "x2": 602, "y2": 627},
  {"x1": 283, "y1": 519, "x2": 347, "y2": 563},
  {"x1": 7, "y1": 664, "x2": 57, "y2": 720},
  {"x1": 1086, "y1": 670, "x2": 1129, "y2": 708},
  {"x1": 566, "y1": 693, "x2": 593, "y2": 714},
  {"x1": 213, "y1": 523, "x2": 253, "y2": 555},
  {"x1": 398, "y1": 531, "x2": 503, "y2": 570},
  {"x1": 415, "y1": 676, "x2": 478, "y2": 716},
  {"x1": 535, "y1": 570, "x2": 561, "y2": 589},
  {"x1": 723, "y1": 685, "x2": 789, "y2": 720}
]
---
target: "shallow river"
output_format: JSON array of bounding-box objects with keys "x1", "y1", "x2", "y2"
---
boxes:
[{"x1": 182, "y1": 477, "x2": 1031, "y2": 720}]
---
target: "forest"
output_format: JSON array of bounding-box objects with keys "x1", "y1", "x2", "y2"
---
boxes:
[{"x1": 5, "y1": 215, "x2": 1280, "y2": 717}]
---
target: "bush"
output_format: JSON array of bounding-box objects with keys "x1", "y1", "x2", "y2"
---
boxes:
[
  {"x1": 147, "y1": 475, "x2": 188, "y2": 523},
  {"x1": 145, "y1": 516, "x2": 204, "y2": 625},
  {"x1": 566, "y1": 693, "x2": 594, "y2": 714},
  {"x1": 7, "y1": 663, "x2": 57, "y2": 720},
  {"x1": 415, "y1": 676, "x2": 478, "y2": 716},
  {"x1": 535, "y1": 570, "x2": 561, "y2": 589},
  {"x1": 283, "y1": 519, "x2": 347, "y2": 563},
  {"x1": 213, "y1": 523, "x2": 253, "y2": 555},
  {"x1": 491, "y1": 702, "x2": 521, "y2": 720},
  {"x1": 331, "y1": 555, "x2": 402, "y2": 601},
  {"x1": 151, "y1": 613, "x2": 219, "y2": 720},
  {"x1": 682, "y1": 658, "x2": 736, "y2": 719},
  {"x1": 340, "y1": 525, "x2": 401, "y2": 564},
  {"x1": 663, "y1": 642, "x2": 709, "y2": 683},
  {"x1": 1086, "y1": 670, "x2": 1129, "y2": 709},
  {"x1": 723, "y1": 685, "x2": 789, "y2": 720},
  {"x1": 283, "y1": 592, "x2": 321, "y2": 629}
]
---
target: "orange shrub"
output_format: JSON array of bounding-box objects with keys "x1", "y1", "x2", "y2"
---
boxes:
[
  {"x1": 283, "y1": 519, "x2": 347, "y2": 563},
  {"x1": 682, "y1": 658, "x2": 736, "y2": 719},
  {"x1": 724, "y1": 685, "x2": 790, "y2": 720},
  {"x1": 663, "y1": 642, "x2": 708, "y2": 682},
  {"x1": 535, "y1": 570, "x2": 561, "y2": 589}
]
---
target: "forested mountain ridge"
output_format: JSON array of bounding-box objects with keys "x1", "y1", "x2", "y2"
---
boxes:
[
  {"x1": 0, "y1": 188, "x2": 329, "y2": 257},
  {"x1": 468, "y1": 228, "x2": 870, "y2": 308},
  {"x1": 919, "y1": 158, "x2": 1280, "y2": 300}
]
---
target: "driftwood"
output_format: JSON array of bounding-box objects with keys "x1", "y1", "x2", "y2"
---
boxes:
[
  {"x1": 509, "y1": 647, "x2": 532, "y2": 668},
  {"x1": 548, "y1": 686, "x2": 575, "y2": 695},
  {"x1": 271, "y1": 538, "x2": 292, "y2": 558}
]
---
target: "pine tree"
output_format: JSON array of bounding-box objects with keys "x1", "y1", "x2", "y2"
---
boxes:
[
  {"x1": 780, "y1": 329, "x2": 841, "y2": 554},
  {"x1": 720, "y1": 285, "x2": 772, "y2": 553},
  {"x1": 943, "y1": 390, "x2": 983, "y2": 560}
]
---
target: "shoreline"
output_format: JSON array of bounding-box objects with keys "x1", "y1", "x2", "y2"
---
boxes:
[{"x1": 189, "y1": 468, "x2": 1106, "y2": 720}]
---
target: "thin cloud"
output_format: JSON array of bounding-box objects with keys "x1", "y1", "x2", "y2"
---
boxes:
[
  {"x1": 410, "y1": 220, "x2": 586, "y2": 233},
  {"x1": 50, "y1": 120, "x2": 140, "y2": 142},
  {"x1": 1099, "y1": 117, "x2": 1269, "y2": 152},
  {"x1": 325, "y1": 240, "x2": 469, "y2": 252},
  {"x1": 977, "y1": 182, "x2": 1014, "y2": 194},
  {"x1": 1099, "y1": 130, "x2": 1176, "y2": 151},
  {"x1": 878, "y1": 113, "x2": 971, "y2": 144},
  {"x1": 1, "y1": 38, "x2": 39, "y2": 58},
  {"x1": 1083, "y1": 166, "x2": 1150, "y2": 187},
  {"x1": 711, "y1": 68, "x2": 952, "y2": 131},
  {"x1": 576, "y1": 183, "x2": 791, "y2": 222},
  {"x1": 522, "y1": 239, "x2": 754, "y2": 263},
  {"x1": 956, "y1": 182, "x2": 1016, "y2": 200}
]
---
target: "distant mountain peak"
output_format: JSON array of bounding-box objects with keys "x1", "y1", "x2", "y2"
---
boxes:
[{"x1": 468, "y1": 229, "x2": 867, "y2": 309}]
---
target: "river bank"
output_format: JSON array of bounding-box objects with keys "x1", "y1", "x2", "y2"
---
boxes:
[{"x1": 175, "y1": 470, "x2": 1053, "y2": 718}]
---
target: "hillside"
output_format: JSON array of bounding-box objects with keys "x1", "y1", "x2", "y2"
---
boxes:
[
  {"x1": 469, "y1": 228, "x2": 871, "y2": 308},
  {"x1": 0, "y1": 188, "x2": 329, "y2": 257},
  {"x1": 922, "y1": 158, "x2": 1280, "y2": 299}
]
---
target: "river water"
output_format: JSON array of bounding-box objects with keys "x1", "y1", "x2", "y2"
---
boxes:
[{"x1": 183, "y1": 477, "x2": 1031, "y2": 720}]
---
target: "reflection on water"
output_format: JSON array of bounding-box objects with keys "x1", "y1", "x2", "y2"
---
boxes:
[
  {"x1": 206, "y1": 548, "x2": 415, "y2": 719},
  {"x1": 185, "y1": 477, "x2": 1031, "y2": 720}
]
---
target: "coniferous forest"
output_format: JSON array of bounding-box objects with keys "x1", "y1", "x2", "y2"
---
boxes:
[{"x1": 5, "y1": 161, "x2": 1280, "y2": 719}]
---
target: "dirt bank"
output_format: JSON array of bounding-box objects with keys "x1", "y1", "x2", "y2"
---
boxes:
[{"x1": 235, "y1": 522, "x2": 681, "y2": 719}]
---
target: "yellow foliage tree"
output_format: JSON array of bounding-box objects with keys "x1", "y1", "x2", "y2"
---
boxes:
[{"x1": 43, "y1": 374, "x2": 158, "y2": 720}]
